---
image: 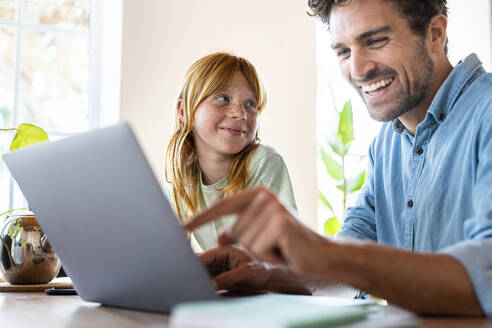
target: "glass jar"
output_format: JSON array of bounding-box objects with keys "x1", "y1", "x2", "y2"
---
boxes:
[{"x1": 0, "y1": 209, "x2": 61, "y2": 284}]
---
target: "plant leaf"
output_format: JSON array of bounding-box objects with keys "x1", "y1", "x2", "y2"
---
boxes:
[
  {"x1": 10, "y1": 123, "x2": 49, "y2": 151},
  {"x1": 326, "y1": 133, "x2": 347, "y2": 157},
  {"x1": 335, "y1": 182, "x2": 344, "y2": 191},
  {"x1": 320, "y1": 148, "x2": 342, "y2": 180},
  {"x1": 346, "y1": 170, "x2": 366, "y2": 193},
  {"x1": 318, "y1": 191, "x2": 335, "y2": 216},
  {"x1": 0, "y1": 207, "x2": 28, "y2": 218},
  {"x1": 7, "y1": 224, "x2": 15, "y2": 236},
  {"x1": 324, "y1": 217, "x2": 341, "y2": 236},
  {"x1": 338, "y1": 100, "x2": 354, "y2": 147}
]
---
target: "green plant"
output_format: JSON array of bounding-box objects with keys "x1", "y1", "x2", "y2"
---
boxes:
[
  {"x1": 319, "y1": 100, "x2": 366, "y2": 236},
  {"x1": 0, "y1": 123, "x2": 49, "y2": 232},
  {"x1": 1, "y1": 123, "x2": 49, "y2": 151}
]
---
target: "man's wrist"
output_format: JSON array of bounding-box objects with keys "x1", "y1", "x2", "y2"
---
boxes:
[
  {"x1": 319, "y1": 239, "x2": 370, "y2": 282},
  {"x1": 264, "y1": 264, "x2": 312, "y2": 295}
]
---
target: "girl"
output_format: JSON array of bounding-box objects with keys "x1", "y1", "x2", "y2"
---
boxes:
[{"x1": 166, "y1": 52, "x2": 297, "y2": 251}]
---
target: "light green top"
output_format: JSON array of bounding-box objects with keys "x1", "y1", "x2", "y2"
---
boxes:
[{"x1": 167, "y1": 145, "x2": 297, "y2": 251}]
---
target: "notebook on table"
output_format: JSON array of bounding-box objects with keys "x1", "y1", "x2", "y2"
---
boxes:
[{"x1": 171, "y1": 294, "x2": 372, "y2": 328}]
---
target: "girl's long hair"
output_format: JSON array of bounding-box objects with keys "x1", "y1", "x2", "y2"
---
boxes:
[{"x1": 165, "y1": 52, "x2": 267, "y2": 220}]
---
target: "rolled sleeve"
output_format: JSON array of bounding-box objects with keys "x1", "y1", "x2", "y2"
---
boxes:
[
  {"x1": 440, "y1": 239, "x2": 492, "y2": 317},
  {"x1": 440, "y1": 119, "x2": 492, "y2": 317}
]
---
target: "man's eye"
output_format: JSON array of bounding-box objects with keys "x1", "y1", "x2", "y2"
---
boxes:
[
  {"x1": 367, "y1": 37, "x2": 388, "y2": 47},
  {"x1": 337, "y1": 49, "x2": 350, "y2": 58}
]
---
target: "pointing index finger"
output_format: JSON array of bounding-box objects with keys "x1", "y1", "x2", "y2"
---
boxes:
[{"x1": 184, "y1": 187, "x2": 265, "y2": 231}]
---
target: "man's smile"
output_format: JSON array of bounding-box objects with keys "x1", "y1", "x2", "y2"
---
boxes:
[{"x1": 359, "y1": 77, "x2": 395, "y2": 95}]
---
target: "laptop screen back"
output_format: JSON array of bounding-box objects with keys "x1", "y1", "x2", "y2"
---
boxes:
[{"x1": 3, "y1": 123, "x2": 217, "y2": 312}]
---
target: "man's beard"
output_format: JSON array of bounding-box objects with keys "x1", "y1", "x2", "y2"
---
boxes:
[{"x1": 363, "y1": 40, "x2": 435, "y2": 122}]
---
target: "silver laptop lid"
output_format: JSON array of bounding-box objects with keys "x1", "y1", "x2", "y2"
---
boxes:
[{"x1": 3, "y1": 122, "x2": 217, "y2": 312}]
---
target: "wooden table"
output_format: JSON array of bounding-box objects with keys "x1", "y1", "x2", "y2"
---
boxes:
[
  {"x1": 1, "y1": 292, "x2": 491, "y2": 328},
  {"x1": 0, "y1": 292, "x2": 169, "y2": 327}
]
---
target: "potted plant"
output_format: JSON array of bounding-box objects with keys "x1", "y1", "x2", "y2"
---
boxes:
[
  {"x1": 0, "y1": 123, "x2": 61, "y2": 284},
  {"x1": 319, "y1": 100, "x2": 366, "y2": 236}
]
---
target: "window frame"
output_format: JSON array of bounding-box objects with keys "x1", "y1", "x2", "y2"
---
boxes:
[{"x1": 0, "y1": 0, "x2": 122, "y2": 210}]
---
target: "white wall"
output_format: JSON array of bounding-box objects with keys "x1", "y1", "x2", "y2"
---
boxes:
[
  {"x1": 447, "y1": 0, "x2": 492, "y2": 70},
  {"x1": 120, "y1": 1, "x2": 318, "y2": 228}
]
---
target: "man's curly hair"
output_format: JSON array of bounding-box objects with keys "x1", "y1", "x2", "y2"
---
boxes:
[{"x1": 308, "y1": 0, "x2": 448, "y2": 41}]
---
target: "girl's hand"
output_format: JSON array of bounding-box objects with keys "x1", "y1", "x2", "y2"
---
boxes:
[{"x1": 199, "y1": 246, "x2": 271, "y2": 292}]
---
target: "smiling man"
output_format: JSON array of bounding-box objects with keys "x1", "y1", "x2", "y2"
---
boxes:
[
  {"x1": 185, "y1": 0, "x2": 492, "y2": 317},
  {"x1": 327, "y1": 0, "x2": 451, "y2": 133}
]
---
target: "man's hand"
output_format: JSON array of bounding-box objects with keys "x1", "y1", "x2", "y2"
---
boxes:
[
  {"x1": 199, "y1": 246, "x2": 271, "y2": 292},
  {"x1": 186, "y1": 187, "x2": 484, "y2": 316},
  {"x1": 186, "y1": 187, "x2": 332, "y2": 278}
]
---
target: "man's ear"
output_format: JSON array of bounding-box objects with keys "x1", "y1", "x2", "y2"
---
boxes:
[
  {"x1": 177, "y1": 99, "x2": 185, "y2": 122},
  {"x1": 428, "y1": 14, "x2": 448, "y2": 54}
]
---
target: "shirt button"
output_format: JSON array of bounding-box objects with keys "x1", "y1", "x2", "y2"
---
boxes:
[
  {"x1": 416, "y1": 146, "x2": 423, "y2": 155},
  {"x1": 438, "y1": 113, "x2": 445, "y2": 122},
  {"x1": 407, "y1": 200, "x2": 414, "y2": 208}
]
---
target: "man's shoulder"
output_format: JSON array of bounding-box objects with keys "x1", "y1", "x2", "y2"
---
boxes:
[
  {"x1": 459, "y1": 71, "x2": 492, "y2": 120},
  {"x1": 474, "y1": 70, "x2": 492, "y2": 84},
  {"x1": 467, "y1": 70, "x2": 492, "y2": 97}
]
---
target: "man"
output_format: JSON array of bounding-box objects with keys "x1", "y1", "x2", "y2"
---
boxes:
[{"x1": 185, "y1": 0, "x2": 492, "y2": 317}]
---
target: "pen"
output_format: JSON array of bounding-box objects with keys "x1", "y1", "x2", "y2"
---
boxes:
[{"x1": 45, "y1": 288, "x2": 78, "y2": 295}]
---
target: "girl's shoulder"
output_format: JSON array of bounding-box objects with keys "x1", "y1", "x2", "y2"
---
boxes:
[
  {"x1": 251, "y1": 144, "x2": 284, "y2": 163},
  {"x1": 246, "y1": 144, "x2": 297, "y2": 211},
  {"x1": 248, "y1": 144, "x2": 288, "y2": 176}
]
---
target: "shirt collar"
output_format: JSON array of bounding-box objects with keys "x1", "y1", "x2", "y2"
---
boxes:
[
  {"x1": 392, "y1": 53, "x2": 485, "y2": 134},
  {"x1": 392, "y1": 118, "x2": 407, "y2": 135}
]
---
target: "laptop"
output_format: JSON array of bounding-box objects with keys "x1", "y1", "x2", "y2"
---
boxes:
[{"x1": 2, "y1": 122, "x2": 218, "y2": 313}]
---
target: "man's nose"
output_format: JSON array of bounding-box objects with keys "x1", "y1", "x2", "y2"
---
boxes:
[
  {"x1": 228, "y1": 102, "x2": 247, "y2": 120},
  {"x1": 349, "y1": 48, "x2": 376, "y2": 81}
]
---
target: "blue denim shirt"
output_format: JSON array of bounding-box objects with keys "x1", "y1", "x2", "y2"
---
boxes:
[{"x1": 337, "y1": 54, "x2": 492, "y2": 316}]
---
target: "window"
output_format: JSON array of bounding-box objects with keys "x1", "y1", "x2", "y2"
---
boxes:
[
  {"x1": 316, "y1": 21, "x2": 381, "y2": 232},
  {"x1": 0, "y1": 0, "x2": 121, "y2": 210}
]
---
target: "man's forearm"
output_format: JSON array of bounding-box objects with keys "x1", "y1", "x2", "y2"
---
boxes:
[{"x1": 324, "y1": 241, "x2": 484, "y2": 316}]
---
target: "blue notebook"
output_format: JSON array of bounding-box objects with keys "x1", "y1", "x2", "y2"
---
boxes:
[{"x1": 170, "y1": 294, "x2": 372, "y2": 328}]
